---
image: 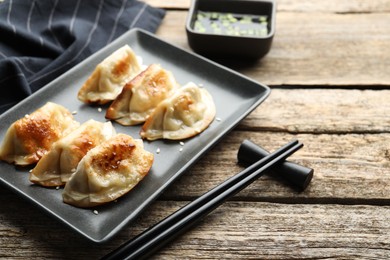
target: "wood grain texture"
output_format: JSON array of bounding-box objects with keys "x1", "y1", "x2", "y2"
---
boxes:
[
  {"x1": 146, "y1": 0, "x2": 390, "y2": 13},
  {"x1": 278, "y1": 0, "x2": 390, "y2": 13},
  {"x1": 160, "y1": 131, "x2": 390, "y2": 203},
  {"x1": 156, "y1": 10, "x2": 390, "y2": 86},
  {"x1": 144, "y1": 0, "x2": 190, "y2": 9},
  {"x1": 1, "y1": 195, "x2": 389, "y2": 259},
  {"x1": 241, "y1": 89, "x2": 390, "y2": 133},
  {"x1": 149, "y1": 202, "x2": 390, "y2": 259},
  {"x1": 159, "y1": 89, "x2": 390, "y2": 202}
]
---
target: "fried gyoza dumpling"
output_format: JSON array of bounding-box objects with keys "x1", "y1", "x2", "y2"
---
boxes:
[
  {"x1": 29, "y1": 120, "x2": 116, "y2": 187},
  {"x1": 62, "y1": 134, "x2": 154, "y2": 208},
  {"x1": 140, "y1": 82, "x2": 216, "y2": 141},
  {"x1": 0, "y1": 102, "x2": 79, "y2": 165},
  {"x1": 105, "y1": 64, "x2": 179, "y2": 125},
  {"x1": 77, "y1": 45, "x2": 142, "y2": 104}
]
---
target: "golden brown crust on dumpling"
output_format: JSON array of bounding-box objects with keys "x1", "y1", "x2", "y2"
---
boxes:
[
  {"x1": 29, "y1": 120, "x2": 116, "y2": 187},
  {"x1": 105, "y1": 64, "x2": 179, "y2": 125},
  {"x1": 0, "y1": 102, "x2": 79, "y2": 165},
  {"x1": 77, "y1": 45, "x2": 142, "y2": 105},
  {"x1": 62, "y1": 134, "x2": 154, "y2": 208},
  {"x1": 140, "y1": 82, "x2": 216, "y2": 141}
]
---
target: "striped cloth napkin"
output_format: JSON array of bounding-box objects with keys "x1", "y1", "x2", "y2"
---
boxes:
[{"x1": 0, "y1": 0, "x2": 165, "y2": 114}]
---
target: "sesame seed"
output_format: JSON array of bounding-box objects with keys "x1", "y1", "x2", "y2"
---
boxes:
[
  {"x1": 93, "y1": 210, "x2": 99, "y2": 215},
  {"x1": 179, "y1": 141, "x2": 184, "y2": 146},
  {"x1": 199, "y1": 83, "x2": 204, "y2": 87},
  {"x1": 25, "y1": 114, "x2": 29, "y2": 118},
  {"x1": 216, "y1": 117, "x2": 222, "y2": 122},
  {"x1": 72, "y1": 111, "x2": 78, "y2": 115},
  {"x1": 179, "y1": 147, "x2": 183, "y2": 152},
  {"x1": 29, "y1": 169, "x2": 33, "y2": 173},
  {"x1": 156, "y1": 148, "x2": 161, "y2": 154},
  {"x1": 56, "y1": 186, "x2": 60, "y2": 190},
  {"x1": 97, "y1": 107, "x2": 102, "y2": 112}
]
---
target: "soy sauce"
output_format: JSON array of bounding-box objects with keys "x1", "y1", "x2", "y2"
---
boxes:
[{"x1": 193, "y1": 11, "x2": 269, "y2": 37}]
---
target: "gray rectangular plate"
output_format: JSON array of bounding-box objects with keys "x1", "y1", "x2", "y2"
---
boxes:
[{"x1": 0, "y1": 29, "x2": 270, "y2": 243}]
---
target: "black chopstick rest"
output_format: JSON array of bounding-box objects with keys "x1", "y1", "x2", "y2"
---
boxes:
[{"x1": 237, "y1": 140, "x2": 313, "y2": 190}]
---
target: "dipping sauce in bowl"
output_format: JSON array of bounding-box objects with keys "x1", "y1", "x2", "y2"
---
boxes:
[
  {"x1": 194, "y1": 11, "x2": 269, "y2": 37},
  {"x1": 186, "y1": 0, "x2": 276, "y2": 60}
]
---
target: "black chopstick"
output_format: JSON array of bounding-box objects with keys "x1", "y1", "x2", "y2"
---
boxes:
[{"x1": 102, "y1": 140, "x2": 303, "y2": 260}]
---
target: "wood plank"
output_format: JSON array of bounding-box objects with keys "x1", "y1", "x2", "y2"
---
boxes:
[
  {"x1": 1, "y1": 198, "x2": 389, "y2": 259},
  {"x1": 245, "y1": 12, "x2": 390, "y2": 86},
  {"x1": 145, "y1": 0, "x2": 390, "y2": 13},
  {"x1": 155, "y1": 10, "x2": 190, "y2": 49},
  {"x1": 160, "y1": 130, "x2": 390, "y2": 203},
  {"x1": 155, "y1": 11, "x2": 390, "y2": 86},
  {"x1": 241, "y1": 89, "x2": 390, "y2": 133},
  {"x1": 144, "y1": 0, "x2": 190, "y2": 9},
  {"x1": 278, "y1": 0, "x2": 390, "y2": 13},
  {"x1": 150, "y1": 202, "x2": 390, "y2": 259}
]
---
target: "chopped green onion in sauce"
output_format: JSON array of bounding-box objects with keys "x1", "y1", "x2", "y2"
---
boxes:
[{"x1": 193, "y1": 11, "x2": 269, "y2": 37}]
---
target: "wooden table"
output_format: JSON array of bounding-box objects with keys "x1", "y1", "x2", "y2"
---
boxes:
[{"x1": 2, "y1": 0, "x2": 390, "y2": 258}]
